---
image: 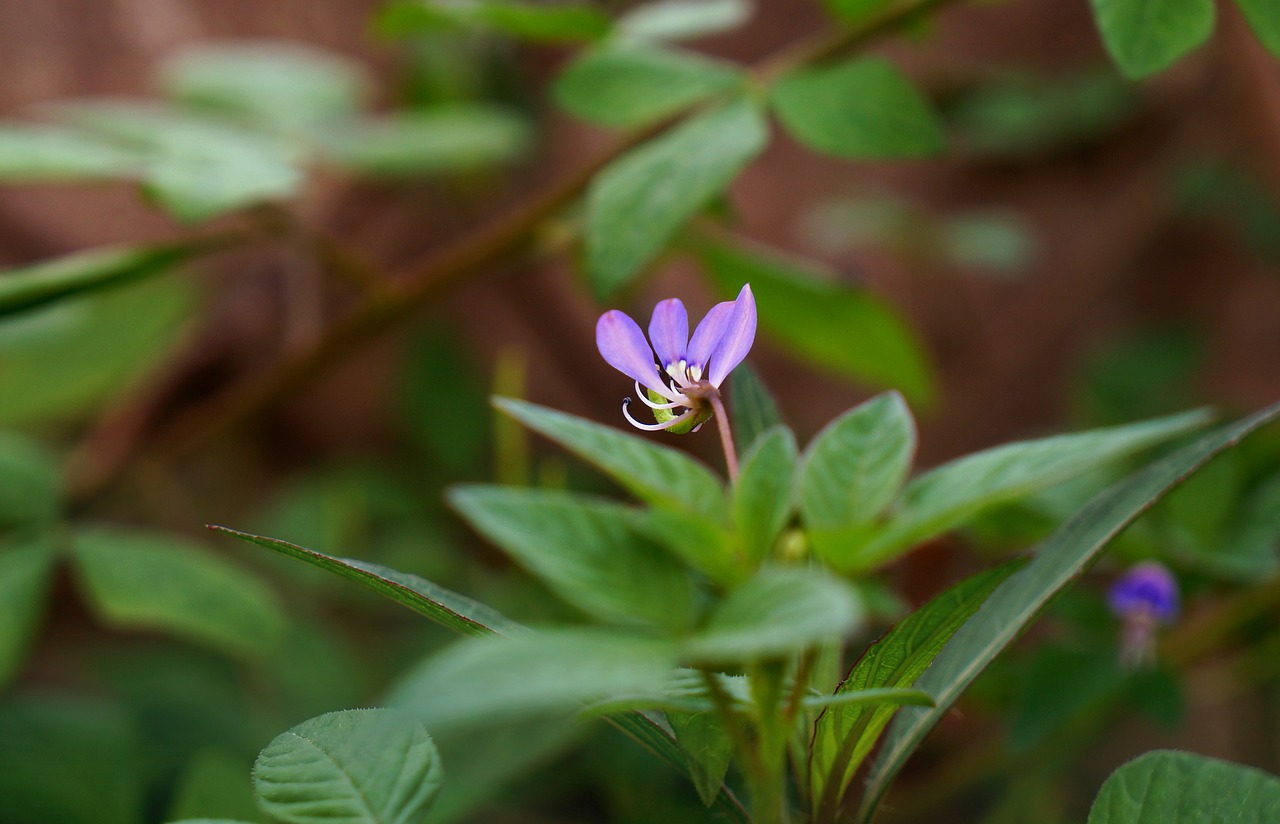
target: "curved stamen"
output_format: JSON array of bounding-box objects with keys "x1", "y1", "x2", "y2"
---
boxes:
[
  {"x1": 622, "y1": 400, "x2": 698, "y2": 432},
  {"x1": 633, "y1": 381, "x2": 688, "y2": 410}
]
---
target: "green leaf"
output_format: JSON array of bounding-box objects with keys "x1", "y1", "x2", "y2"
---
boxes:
[
  {"x1": 809, "y1": 563, "x2": 1017, "y2": 821},
  {"x1": 770, "y1": 59, "x2": 944, "y2": 159},
  {"x1": 1088, "y1": 750, "x2": 1280, "y2": 823},
  {"x1": 801, "y1": 687, "x2": 935, "y2": 713},
  {"x1": 209, "y1": 525, "x2": 515, "y2": 637},
  {"x1": 0, "y1": 124, "x2": 141, "y2": 181},
  {"x1": 617, "y1": 0, "x2": 751, "y2": 41},
  {"x1": 448, "y1": 486, "x2": 695, "y2": 628},
  {"x1": 857, "y1": 401, "x2": 1280, "y2": 822},
  {"x1": 166, "y1": 749, "x2": 262, "y2": 824},
  {"x1": 387, "y1": 629, "x2": 678, "y2": 735},
  {"x1": 800, "y1": 393, "x2": 916, "y2": 566},
  {"x1": 376, "y1": 0, "x2": 611, "y2": 43},
  {"x1": 69, "y1": 528, "x2": 288, "y2": 659},
  {"x1": 1213, "y1": 471, "x2": 1280, "y2": 579},
  {"x1": 732, "y1": 427, "x2": 798, "y2": 566},
  {"x1": 554, "y1": 44, "x2": 745, "y2": 129},
  {"x1": 695, "y1": 234, "x2": 936, "y2": 404},
  {"x1": 494, "y1": 398, "x2": 725, "y2": 518},
  {"x1": 857, "y1": 408, "x2": 1214, "y2": 571},
  {"x1": 685, "y1": 566, "x2": 861, "y2": 663},
  {"x1": 254, "y1": 709, "x2": 442, "y2": 824},
  {"x1": 0, "y1": 431, "x2": 61, "y2": 528},
  {"x1": 586, "y1": 96, "x2": 768, "y2": 296},
  {"x1": 0, "y1": 542, "x2": 54, "y2": 688},
  {"x1": 161, "y1": 41, "x2": 369, "y2": 130},
  {"x1": 0, "y1": 243, "x2": 199, "y2": 319},
  {"x1": 669, "y1": 711, "x2": 733, "y2": 807},
  {"x1": 823, "y1": 0, "x2": 894, "y2": 24},
  {"x1": 1235, "y1": 0, "x2": 1280, "y2": 57},
  {"x1": 728, "y1": 362, "x2": 783, "y2": 454},
  {"x1": 317, "y1": 107, "x2": 531, "y2": 176},
  {"x1": 1089, "y1": 0, "x2": 1214, "y2": 79}
]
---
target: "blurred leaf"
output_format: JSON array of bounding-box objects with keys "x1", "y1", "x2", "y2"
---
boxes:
[
  {"x1": 586, "y1": 96, "x2": 768, "y2": 296},
  {"x1": 728, "y1": 363, "x2": 782, "y2": 454},
  {"x1": 1075, "y1": 329, "x2": 1202, "y2": 425},
  {"x1": 1235, "y1": 0, "x2": 1280, "y2": 57},
  {"x1": 0, "y1": 276, "x2": 193, "y2": 426},
  {"x1": 617, "y1": 0, "x2": 752, "y2": 41},
  {"x1": 1088, "y1": 750, "x2": 1280, "y2": 823},
  {"x1": 377, "y1": 0, "x2": 611, "y2": 43},
  {"x1": 1196, "y1": 470, "x2": 1280, "y2": 580},
  {"x1": 856, "y1": 408, "x2": 1213, "y2": 572},
  {"x1": 669, "y1": 711, "x2": 733, "y2": 807},
  {"x1": 1089, "y1": 0, "x2": 1214, "y2": 78},
  {"x1": 0, "y1": 695, "x2": 144, "y2": 824},
  {"x1": 942, "y1": 213, "x2": 1036, "y2": 275},
  {"x1": 732, "y1": 427, "x2": 798, "y2": 566},
  {"x1": 448, "y1": 486, "x2": 695, "y2": 628},
  {"x1": 255, "y1": 709, "x2": 443, "y2": 824},
  {"x1": 0, "y1": 124, "x2": 141, "y2": 181},
  {"x1": 554, "y1": 44, "x2": 744, "y2": 129},
  {"x1": 401, "y1": 325, "x2": 490, "y2": 473},
  {"x1": 1009, "y1": 646, "x2": 1122, "y2": 752},
  {"x1": 1173, "y1": 161, "x2": 1280, "y2": 266},
  {"x1": 0, "y1": 242, "x2": 199, "y2": 319},
  {"x1": 0, "y1": 542, "x2": 54, "y2": 688},
  {"x1": 318, "y1": 107, "x2": 531, "y2": 176},
  {"x1": 857, "y1": 401, "x2": 1280, "y2": 823},
  {"x1": 167, "y1": 749, "x2": 263, "y2": 823},
  {"x1": 810, "y1": 563, "x2": 1016, "y2": 821},
  {"x1": 494, "y1": 398, "x2": 725, "y2": 518},
  {"x1": 70, "y1": 528, "x2": 288, "y2": 659},
  {"x1": 823, "y1": 0, "x2": 893, "y2": 24},
  {"x1": 210, "y1": 525, "x2": 516, "y2": 637},
  {"x1": 695, "y1": 234, "x2": 936, "y2": 404},
  {"x1": 800, "y1": 393, "x2": 916, "y2": 566},
  {"x1": 684, "y1": 566, "x2": 861, "y2": 663},
  {"x1": 770, "y1": 59, "x2": 944, "y2": 159},
  {"x1": 0, "y1": 431, "x2": 60, "y2": 528},
  {"x1": 387, "y1": 629, "x2": 678, "y2": 735},
  {"x1": 161, "y1": 40, "x2": 369, "y2": 130}
]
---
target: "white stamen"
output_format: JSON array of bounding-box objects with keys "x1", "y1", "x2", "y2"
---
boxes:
[
  {"x1": 633, "y1": 381, "x2": 688, "y2": 410},
  {"x1": 622, "y1": 400, "x2": 697, "y2": 432}
]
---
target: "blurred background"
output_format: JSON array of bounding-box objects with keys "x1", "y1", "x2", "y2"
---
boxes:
[{"x1": 0, "y1": 0, "x2": 1278, "y2": 822}]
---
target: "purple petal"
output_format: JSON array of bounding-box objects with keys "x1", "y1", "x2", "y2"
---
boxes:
[
  {"x1": 1109, "y1": 561, "x2": 1179, "y2": 624},
  {"x1": 686, "y1": 301, "x2": 735, "y2": 372},
  {"x1": 648, "y1": 299, "x2": 688, "y2": 371},
  {"x1": 707, "y1": 284, "x2": 756, "y2": 386},
  {"x1": 596, "y1": 310, "x2": 667, "y2": 394}
]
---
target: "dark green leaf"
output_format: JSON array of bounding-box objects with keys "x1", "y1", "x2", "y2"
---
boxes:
[
  {"x1": 166, "y1": 749, "x2": 262, "y2": 824},
  {"x1": 0, "y1": 542, "x2": 54, "y2": 688},
  {"x1": 0, "y1": 124, "x2": 140, "y2": 181},
  {"x1": 1089, "y1": 0, "x2": 1214, "y2": 78},
  {"x1": 254, "y1": 709, "x2": 442, "y2": 824},
  {"x1": 1088, "y1": 750, "x2": 1280, "y2": 823},
  {"x1": 70, "y1": 528, "x2": 288, "y2": 659},
  {"x1": 617, "y1": 0, "x2": 751, "y2": 41},
  {"x1": 555, "y1": 44, "x2": 744, "y2": 129},
  {"x1": 858, "y1": 401, "x2": 1280, "y2": 822},
  {"x1": 728, "y1": 362, "x2": 783, "y2": 454},
  {"x1": 669, "y1": 711, "x2": 733, "y2": 807},
  {"x1": 810, "y1": 563, "x2": 1016, "y2": 821},
  {"x1": 1235, "y1": 0, "x2": 1280, "y2": 57},
  {"x1": 0, "y1": 431, "x2": 60, "y2": 528},
  {"x1": 733, "y1": 427, "x2": 798, "y2": 566},
  {"x1": 317, "y1": 108, "x2": 531, "y2": 176},
  {"x1": 823, "y1": 0, "x2": 894, "y2": 24},
  {"x1": 695, "y1": 234, "x2": 936, "y2": 404},
  {"x1": 586, "y1": 96, "x2": 768, "y2": 296},
  {"x1": 770, "y1": 59, "x2": 944, "y2": 159},
  {"x1": 209, "y1": 525, "x2": 515, "y2": 637},
  {"x1": 377, "y1": 0, "x2": 611, "y2": 43}
]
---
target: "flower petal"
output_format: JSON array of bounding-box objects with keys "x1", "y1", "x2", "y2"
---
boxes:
[
  {"x1": 648, "y1": 298, "x2": 689, "y2": 371},
  {"x1": 596, "y1": 310, "x2": 670, "y2": 397},
  {"x1": 707, "y1": 284, "x2": 756, "y2": 386},
  {"x1": 686, "y1": 300, "x2": 735, "y2": 372}
]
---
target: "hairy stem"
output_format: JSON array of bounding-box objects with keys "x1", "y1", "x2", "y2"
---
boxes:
[{"x1": 710, "y1": 392, "x2": 740, "y2": 482}]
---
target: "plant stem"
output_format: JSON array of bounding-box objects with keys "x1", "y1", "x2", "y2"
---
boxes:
[{"x1": 710, "y1": 392, "x2": 740, "y2": 482}]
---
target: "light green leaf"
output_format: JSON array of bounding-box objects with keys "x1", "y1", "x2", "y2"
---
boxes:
[
  {"x1": 161, "y1": 41, "x2": 369, "y2": 130},
  {"x1": 669, "y1": 711, "x2": 733, "y2": 807},
  {"x1": 376, "y1": 0, "x2": 611, "y2": 43},
  {"x1": 70, "y1": 528, "x2": 288, "y2": 659},
  {"x1": 1088, "y1": 750, "x2": 1280, "y2": 823},
  {"x1": 448, "y1": 486, "x2": 695, "y2": 628},
  {"x1": 0, "y1": 543, "x2": 54, "y2": 688},
  {"x1": 0, "y1": 124, "x2": 141, "y2": 181},
  {"x1": 770, "y1": 59, "x2": 944, "y2": 159},
  {"x1": 1089, "y1": 0, "x2": 1214, "y2": 79},
  {"x1": 617, "y1": 0, "x2": 751, "y2": 41},
  {"x1": 685, "y1": 566, "x2": 861, "y2": 663},
  {"x1": 254, "y1": 709, "x2": 442, "y2": 824},
  {"x1": 554, "y1": 44, "x2": 744, "y2": 129},
  {"x1": 857, "y1": 408, "x2": 1214, "y2": 571},
  {"x1": 801, "y1": 687, "x2": 934, "y2": 712},
  {"x1": 728, "y1": 362, "x2": 783, "y2": 454},
  {"x1": 317, "y1": 107, "x2": 531, "y2": 176},
  {"x1": 857, "y1": 401, "x2": 1280, "y2": 822},
  {"x1": 0, "y1": 432, "x2": 61, "y2": 528},
  {"x1": 1235, "y1": 0, "x2": 1280, "y2": 57},
  {"x1": 696, "y1": 235, "x2": 935, "y2": 404},
  {"x1": 494, "y1": 398, "x2": 725, "y2": 518},
  {"x1": 586, "y1": 96, "x2": 768, "y2": 296},
  {"x1": 732, "y1": 426, "x2": 798, "y2": 566},
  {"x1": 809, "y1": 563, "x2": 1016, "y2": 822},
  {"x1": 800, "y1": 392, "x2": 916, "y2": 565},
  {"x1": 0, "y1": 243, "x2": 199, "y2": 319},
  {"x1": 209, "y1": 525, "x2": 515, "y2": 637}
]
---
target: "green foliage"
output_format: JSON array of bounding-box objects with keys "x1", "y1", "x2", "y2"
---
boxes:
[
  {"x1": 0, "y1": 432, "x2": 61, "y2": 528},
  {"x1": 732, "y1": 427, "x2": 798, "y2": 566},
  {"x1": 254, "y1": 709, "x2": 443, "y2": 824},
  {"x1": 167, "y1": 749, "x2": 263, "y2": 823},
  {"x1": 728, "y1": 363, "x2": 783, "y2": 453},
  {"x1": 822, "y1": 0, "x2": 894, "y2": 24},
  {"x1": 585, "y1": 97, "x2": 768, "y2": 296},
  {"x1": 770, "y1": 59, "x2": 944, "y2": 159},
  {"x1": 0, "y1": 542, "x2": 54, "y2": 688},
  {"x1": 1089, "y1": 0, "x2": 1214, "y2": 78},
  {"x1": 0, "y1": 124, "x2": 141, "y2": 181},
  {"x1": 1235, "y1": 0, "x2": 1280, "y2": 57},
  {"x1": 1088, "y1": 750, "x2": 1280, "y2": 823},
  {"x1": 615, "y1": 0, "x2": 752, "y2": 41},
  {"x1": 669, "y1": 710, "x2": 734, "y2": 807},
  {"x1": 554, "y1": 44, "x2": 745, "y2": 129},
  {"x1": 377, "y1": 0, "x2": 612, "y2": 43},
  {"x1": 315, "y1": 107, "x2": 531, "y2": 176}
]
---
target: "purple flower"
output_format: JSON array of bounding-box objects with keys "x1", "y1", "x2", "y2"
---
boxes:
[
  {"x1": 1108, "y1": 561, "x2": 1180, "y2": 625},
  {"x1": 596, "y1": 284, "x2": 756, "y2": 433}
]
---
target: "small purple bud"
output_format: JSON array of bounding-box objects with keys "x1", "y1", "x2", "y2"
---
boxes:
[{"x1": 1108, "y1": 561, "x2": 1180, "y2": 624}]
